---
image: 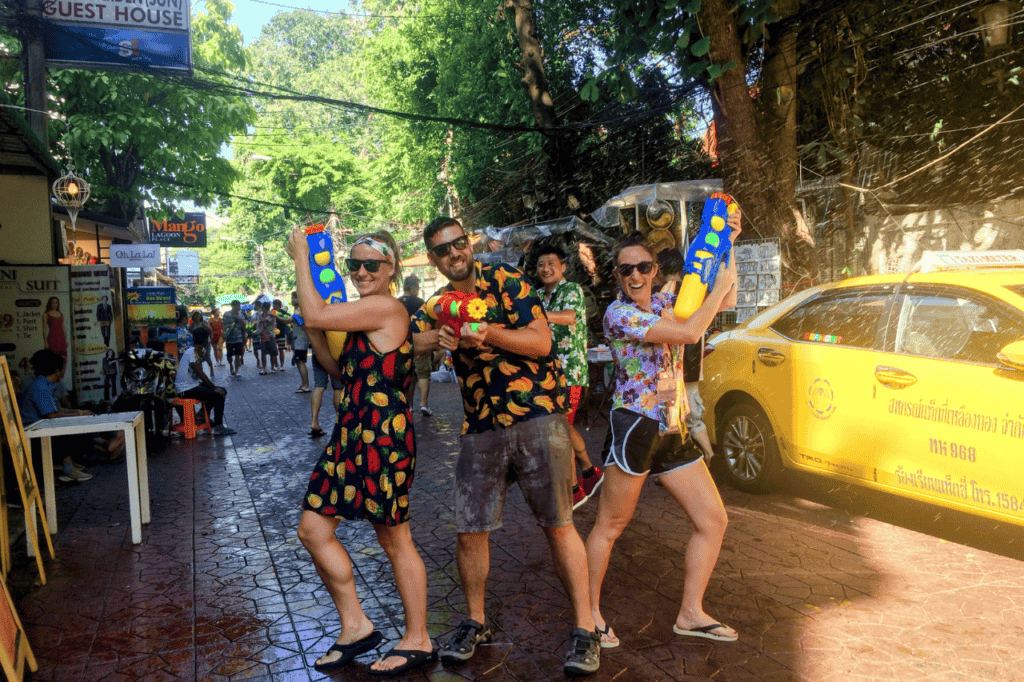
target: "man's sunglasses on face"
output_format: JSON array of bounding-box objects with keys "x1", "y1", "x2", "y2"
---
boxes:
[
  {"x1": 616, "y1": 261, "x2": 654, "y2": 277},
  {"x1": 430, "y1": 235, "x2": 470, "y2": 258},
  {"x1": 346, "y1": 258, "x2": 388, "y2": 273}
]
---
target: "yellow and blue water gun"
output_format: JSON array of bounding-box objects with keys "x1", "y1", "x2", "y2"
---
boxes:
[
  {"x1": 295, "y1": 224, "x2": 348, "y2": 358},
  {"x1": 674, "y1": 192, "x2": 738, "y2": 320}
]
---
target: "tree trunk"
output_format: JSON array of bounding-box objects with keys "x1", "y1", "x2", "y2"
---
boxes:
[
  {"x1": 699, "y1": 0, "x2": 817, "y2": 288},
  {"x1": 507, "y1": 0, "x2": 580, "y2": 218}
]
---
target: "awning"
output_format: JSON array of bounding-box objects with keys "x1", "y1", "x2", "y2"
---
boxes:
[
  {"x1": 591, "y1": 180, "x2": 723, "y2": 228},
  {"x1": 52, "y1": 204, "x2": 142, "y2": 242},
  {"x1": 0, "y1": 93, "x2": 61, "y2": 177}
]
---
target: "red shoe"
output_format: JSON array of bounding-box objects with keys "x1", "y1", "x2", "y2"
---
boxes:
[
  {"x1": 572, "y1": 484, "x2": 587, "y2": 510},
  {"x1": 579, "y1": 466, "x2": 604, "y2": 499}
]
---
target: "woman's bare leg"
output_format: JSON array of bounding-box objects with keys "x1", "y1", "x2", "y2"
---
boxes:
[
  {"x1": 583, "y1": 464, "x2": 645, "y2": 646},
  {"x1": 369, "y1": 522, "x2": 433, "y2": 671},
  {"x1": 296, "y1": 510, "x2": 375, "y2": 665},
  {"x1": 658, "y1": 460, "x2": 735, "y2": 637}
]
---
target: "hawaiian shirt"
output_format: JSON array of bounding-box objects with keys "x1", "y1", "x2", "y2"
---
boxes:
[
  {"x1": 413, "y1": 261, "x2": 567, "y2": 434},
  {"x1": 543, "y1": 279, "x2": 588, "y2": 387},
  {"x1": 222, "y1": 310, "x2": 247, "y2": 343},
  {"x1": 603, "y1": 290, "x2": 687, "y2": 423},
  {"x1": 176, "y1": 325, "x2": 193, "y2": 350}
]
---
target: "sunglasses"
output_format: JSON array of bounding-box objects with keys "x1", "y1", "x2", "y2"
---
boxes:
[
  {"x1": 616, "y1": 261, "x2": 654, "y2": 277},
  {"x1": 345, "y1": 258, "x2": 389, "y2": 273},
  {"x1": 430, "y1": 235, "x2": 470, "y2": 258}
]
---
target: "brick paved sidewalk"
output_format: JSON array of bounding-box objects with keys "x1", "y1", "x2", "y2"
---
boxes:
[{"x1": 8, "y1": 354, "x2": 1024, "y2": 681}]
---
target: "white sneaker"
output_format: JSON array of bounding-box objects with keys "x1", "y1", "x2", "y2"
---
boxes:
[
  {"x1": 420, "y1": 406, "x2": 432, "y2": 416},
  {"x1": 59, "y1": 468, "x2": 93, "y2": 482}
]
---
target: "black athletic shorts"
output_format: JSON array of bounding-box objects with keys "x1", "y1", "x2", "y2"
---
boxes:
[{"x1": 603, "y1": 408, "x2": 702, "y2": 476}]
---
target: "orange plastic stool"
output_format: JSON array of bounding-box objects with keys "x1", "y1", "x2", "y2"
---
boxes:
[{"x1": 170, "y1": 398, "x2": 211, "y2": 438}]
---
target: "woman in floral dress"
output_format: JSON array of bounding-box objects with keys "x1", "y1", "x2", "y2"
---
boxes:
[
  {"x1": 287, "y1": 228, "x2": 433, "y2": 676},
  {"x1": 584, "y1": 231, "x2": 740, "y2": 648}
]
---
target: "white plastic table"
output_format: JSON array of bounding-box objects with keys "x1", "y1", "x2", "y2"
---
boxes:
[{"x1": 23, "y1": 412, "x2": 150, "y2": 545}]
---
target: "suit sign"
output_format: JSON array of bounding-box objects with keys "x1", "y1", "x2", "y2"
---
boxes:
[{"x1": 150, "y1": 212, "x2": 206, "y2": 247}]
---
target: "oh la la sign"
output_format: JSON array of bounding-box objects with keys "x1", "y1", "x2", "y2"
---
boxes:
[{"x1": 110, "y1": 244, "x2": 161, "y2": 268}]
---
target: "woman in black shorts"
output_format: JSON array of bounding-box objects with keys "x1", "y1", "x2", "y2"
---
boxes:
[
  {"x1": 585, "y1": 232, "x2": 739, "y2": 647},
  {"x1": 287, "y1": 228, "x2": 433, "y2": 676}
]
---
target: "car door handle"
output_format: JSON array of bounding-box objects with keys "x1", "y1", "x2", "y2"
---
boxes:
[
  {"x1": 875, "y1": 365, "x2": 918, "y2": 389},
  {"x1": 756, "y1": 347, "x2": 786, "y2": 367}
]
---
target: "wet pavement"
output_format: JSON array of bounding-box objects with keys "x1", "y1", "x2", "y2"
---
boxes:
[{"x1": 8, "y1": 352, "x2": 1024, "y2": 681}]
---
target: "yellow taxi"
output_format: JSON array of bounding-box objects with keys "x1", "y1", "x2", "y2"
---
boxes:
[{"x1": 701, "y1": 253, "x2": 1024, "y2": 526}]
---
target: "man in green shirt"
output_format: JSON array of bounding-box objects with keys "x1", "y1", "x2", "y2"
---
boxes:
[{"x1": 536, "y1": 245, "x2": 604, "y2": 508}]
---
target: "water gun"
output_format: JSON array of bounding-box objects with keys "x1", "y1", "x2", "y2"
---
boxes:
[
  {"x1": 431, "y1": 290, "x2": 487, "y2": 338},
  {"x1": 305, "y1": 224, "x2": 348, "y2": 358},
  {"x1": 674, "y1": 192, "x2": 738, "y2": 320}
]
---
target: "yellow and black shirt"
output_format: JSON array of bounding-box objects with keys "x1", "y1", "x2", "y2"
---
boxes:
[{"x1": 412, "y1": 262, "x2": 567, "y2": 434}]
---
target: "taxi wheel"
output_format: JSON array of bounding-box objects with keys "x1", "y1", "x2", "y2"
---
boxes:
[{"x1": 718, "y1": 402, "x2": 780, "y2": 493}]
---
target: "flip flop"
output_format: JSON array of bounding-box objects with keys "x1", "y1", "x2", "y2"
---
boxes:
[
  {"x1": 309, "y1": 428, "x2": 326, "y2": 438},
  {"x1": 596, "y1": 622, "x2": 620, "y2": 649},
  {"x1": 673, "y1": 623, "x2": 738, "y2": 642},
  {"x1": 295, "y1": 388, "x2": 312, "y2": 393},
  {"x1": 367, "y1": 647, "x2": 437, "y2": 676},
  {"x1": 312, "y1": 631, "x2": 384, "y2": 671}
]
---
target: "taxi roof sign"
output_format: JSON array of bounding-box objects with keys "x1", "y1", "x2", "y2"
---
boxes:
[{"x1": 918, "y1": 250, "x2": 1024, "y2": 273}]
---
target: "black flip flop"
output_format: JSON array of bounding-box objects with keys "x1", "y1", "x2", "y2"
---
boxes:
[
  {"x1": 367, "y1": 647, "x2": 437, "y2": 676},
  {"x1": 309, "y1": 428, "x2": 326, "y2": 438},
  {"x1": 312, "y1": 630, "x2": 384, "y2": 671}
]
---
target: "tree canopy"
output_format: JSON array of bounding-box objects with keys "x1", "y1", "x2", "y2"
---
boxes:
[{"x1": 40, "y1": 0, "x2": 254, "y2": 221}]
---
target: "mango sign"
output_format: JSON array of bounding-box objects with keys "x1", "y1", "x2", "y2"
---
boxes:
[{"x1": 150, "y1": 212, "x2": 206, "y2": 247}]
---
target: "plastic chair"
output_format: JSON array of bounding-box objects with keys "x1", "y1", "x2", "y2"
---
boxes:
[{"x1": 169, "y1": 398, "x2": 211, "y2": 439}]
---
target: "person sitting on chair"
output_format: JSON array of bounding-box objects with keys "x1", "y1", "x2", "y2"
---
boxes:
[{"x1": 173, "y1": 344, "x2": 236, "y2": 436}]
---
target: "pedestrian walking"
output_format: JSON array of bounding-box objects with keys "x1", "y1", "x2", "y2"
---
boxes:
[
  {"x1": 222, "y1": 300, "x2": 247, "y2": 377},
  {"x1": 290, "y1": 291, "x2": 311, "y2": 393},
  {"x1": 256, "y1": 301, "x2": 279, "y2": 374},
  {"x1": 412, "y1": 216, "x2": 601, "y2": 676},
  {"x1": 287, "y1": 228, "x2": 434, "y2": 675},
  {"x1": 210, "y1": 306, "x2": 224, "y2": 367},
  {"x1": 584, "y1": 231, "x2": 739, "y2": 649}
]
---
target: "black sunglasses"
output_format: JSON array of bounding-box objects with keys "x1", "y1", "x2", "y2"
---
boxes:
[
  {"x1": 616, "y1": 261, "x2": 654, "y2": 277},
  {"x1": 345, "y1": 258, "x2": 389, "y2": 273},
  {"x1": 430, "y1": 235, "x2": 470, "y2": 258}
]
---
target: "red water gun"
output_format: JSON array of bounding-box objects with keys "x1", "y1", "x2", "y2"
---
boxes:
[{"x1": 431, "y1": 290, "x2": 487, "y2": 338}]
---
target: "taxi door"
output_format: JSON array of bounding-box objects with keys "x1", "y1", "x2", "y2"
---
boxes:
[
  {"x1": 764, "y1": 286, "x2": 895, "y2": 481},
  {"x1": 872, "y1": 285, "x2": 1024, "y2": 522}
]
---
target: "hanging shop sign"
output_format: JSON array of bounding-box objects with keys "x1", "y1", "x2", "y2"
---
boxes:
[
  {"x1": 149, "y1": 212, "x2": 206, "y2": 247},
  {"x1": 110, "y1": 243, "x2": 161, "y2": 268},
  {"x1": 41, "y1": 0, "x2": 193, "y2": 75}
]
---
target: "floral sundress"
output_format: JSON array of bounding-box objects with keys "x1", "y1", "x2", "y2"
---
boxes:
[{"x1": 302, "y1": 328, "x2": 416, "y2": 525}]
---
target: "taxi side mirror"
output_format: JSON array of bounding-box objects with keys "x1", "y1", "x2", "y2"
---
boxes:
[{"x1": 997, "y1": 340, "x2": 1024, "y2": 371}]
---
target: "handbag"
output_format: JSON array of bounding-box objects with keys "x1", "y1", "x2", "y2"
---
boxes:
[{"x1": 655, "y1": 344, "x2": 689, "y2": 435}]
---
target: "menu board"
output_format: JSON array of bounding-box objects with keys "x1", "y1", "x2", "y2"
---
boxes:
[
  {"x1": 70, "y1": 266, "x2": 117, "y2": 405},
  {"x1": 734, "y1": 239, "x2": 782, "y2": 323}
]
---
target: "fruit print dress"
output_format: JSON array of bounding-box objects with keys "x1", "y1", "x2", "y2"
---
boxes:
[{"x1": 302, "y1": 328, "x2": 416, "y2": 526}]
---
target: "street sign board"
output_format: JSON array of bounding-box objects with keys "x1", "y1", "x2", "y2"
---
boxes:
[
  {"x1": 41, "y1": 0, "x2": 192, "y2": 75},
  {"x1": 149, "y1": 212, "x2": 206, "y2": 247},
  {"x1": 110, "y1": 244, "x2": 161, "y2": 268}
]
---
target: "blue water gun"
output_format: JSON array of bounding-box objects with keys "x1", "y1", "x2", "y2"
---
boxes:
[
  {"x1": 674, "y1": 192, "x2": 737, "y2": 320},
  {"x1": 304, "y1": 224, "x2": 348, "y2": 358},
  {"x1": 306, "y1": 224, "x2": 347, "y2": 304}
]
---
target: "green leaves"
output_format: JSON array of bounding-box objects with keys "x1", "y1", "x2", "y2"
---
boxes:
[{"x1": 690, "y1": 35, "x2": 711, "y2": 57}]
